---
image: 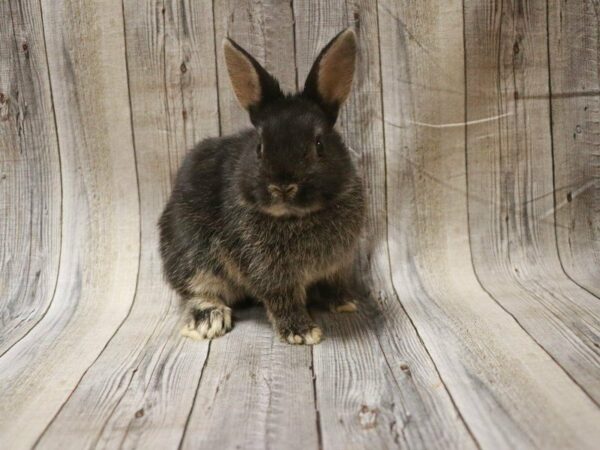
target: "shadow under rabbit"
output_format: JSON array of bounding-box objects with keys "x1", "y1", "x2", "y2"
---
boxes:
[{"x1": 222, "y1": 289, "x2": 385, "y2": 344}]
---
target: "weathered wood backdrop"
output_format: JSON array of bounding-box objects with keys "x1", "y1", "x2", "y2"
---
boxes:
[{"x1": 1, "y1": 0, "x2": 599, "y2": 449}]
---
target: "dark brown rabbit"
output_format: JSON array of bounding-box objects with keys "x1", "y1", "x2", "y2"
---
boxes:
[{"x1": 159, "y1": 29, "x2": 365, "y2": 345}]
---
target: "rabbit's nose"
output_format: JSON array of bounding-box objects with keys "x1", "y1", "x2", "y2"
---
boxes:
[
  {"x1": 268, "y1": 183, "x2": 298, "y2": 199},
  {"x1": 282, "y1": 184, "x2": 298, "y2": 198}
]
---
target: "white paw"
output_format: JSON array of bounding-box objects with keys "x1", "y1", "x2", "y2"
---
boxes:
[
  {"x1": 286, "y1": 326, "x2": 323, "y2": 345},
  {"x1": 181, "y1": 306, "x2": 233, "y2": 340},
  {"x1": 331, "y1": 300, "x2": 358, "y2": 313}
]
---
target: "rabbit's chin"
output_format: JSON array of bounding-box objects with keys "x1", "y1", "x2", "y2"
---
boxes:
[{"x1": 259, "y1": 201, "x2": 323, "y2": 218}]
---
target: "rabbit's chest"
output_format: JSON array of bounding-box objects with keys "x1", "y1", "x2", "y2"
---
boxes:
[
  {"x1": 248, "y1": 219, "x2": 355, "y2": 272},
  {"x1": 226, "y1": 190, "x2": 365, "y2": 284}
]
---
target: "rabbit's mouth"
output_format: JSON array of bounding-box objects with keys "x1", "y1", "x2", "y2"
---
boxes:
[{"x1": 259, "y1": 201, "x2": 322, "y2": 218}]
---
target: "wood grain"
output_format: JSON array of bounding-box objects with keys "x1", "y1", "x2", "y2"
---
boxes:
[
  {"x1": 548, "y1": 0, "x2": 600, "y2": 295},
  {"x1": 0, "y1": 1, "x2": 140, "y2": 447},
  {"x1": 465, "y1": 0, "x2": 600, "y2": 403},
  {"x1": 36, "y1": 1, "x2": 219, "y2": 448},
  {"x1": 0, "y1": 0, "x2": 61, "y2": 355},
  {"x1": 0, "y1": 0, "x2": 598, "y2": 448},
  {"x1": 380, "y1": 0, "x2": 600, "y2": 448},
  {"x1": 181, "y1": 308, "x2": 319, "y2": 450}
]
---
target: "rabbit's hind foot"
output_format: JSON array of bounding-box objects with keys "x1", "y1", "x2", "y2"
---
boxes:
[{"x1": 282, "y1": 324, "x2": 323, "y2": 345}]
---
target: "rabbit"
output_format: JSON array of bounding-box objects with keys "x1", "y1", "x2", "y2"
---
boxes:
[{"x1": 159, "y1": 28, "x2": 365, "y2": 345}]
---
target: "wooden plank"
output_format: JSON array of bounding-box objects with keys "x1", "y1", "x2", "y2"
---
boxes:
[
  {"x1": 379, "y1": 0, "x2": 600, "y2": 448},
  {"x1": 35, "y1": 1, "x2": 219, "y2": 448},
  {"x1": 180, "y1": 3, "x2": 320, "y2": 449},
  {"x1": 0, "y1": 1, "x2": 140, "y2": 448},
  {"x1": 548, "y1": 0, "x2": 600, "y2": 295},
  {"x1": 41, "y1": 312, "x2": 208, "y2": 450},
  {"x1": 0, "y1": 0, "x2": 61, "y2": 355},
  {"x1": 181, "y1": 309, "x2": 319, "y2": 450},
  {"x1": 465, "y1": 0, "x2": 600, "y2": 402},
  {"x1": 294, "y1": 2, "x2": 477, "y2": 449}
]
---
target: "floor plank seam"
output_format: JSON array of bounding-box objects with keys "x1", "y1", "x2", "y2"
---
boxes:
[
  {"x1": 468, "y1": 260, "x2": 600, "y2": 408},
  {"x1": 384, "y1": 267, "x2": 482, "y2": 449},
  {"x1": 91, "y1": 366, "x2": 139, "y2": 448},
  {"x1": 177, "y1": 340, "x2": 212, "y2": 450},
  {"x1": 309, "y1": 345, "x2": 323, "y2": 450},
  {"x1": 117, "y1": 314, "x2": 181, "y2": 446},
  {"x1": 370, "y1": 317, "x2": 413, "y2": 447},
  {"x1": 32, "y1": 263, "x2": 149, "y2": 447},
  {"x1": 88, "y1": 295, "x2": 179, "y2": 448}
]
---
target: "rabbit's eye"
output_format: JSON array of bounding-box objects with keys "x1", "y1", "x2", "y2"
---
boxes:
[
  {"x1": 315, "y1": 137, "x2": 324, "y2": 157},
  {"x1": 256, "y1": 142, "x2": 264, "y2": 159}
]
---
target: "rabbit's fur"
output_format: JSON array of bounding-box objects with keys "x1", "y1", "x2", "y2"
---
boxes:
[{"x1": 159, "y1": 29, "x2": 365, "y2": 344}]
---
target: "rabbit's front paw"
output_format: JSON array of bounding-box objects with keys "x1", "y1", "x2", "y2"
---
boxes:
[
  {"x1": 280, "y1": 324, "x2": 323, "y2": 345},
  {"x1": 181, "y1": 305, "x2": 233, "y2": 340}
]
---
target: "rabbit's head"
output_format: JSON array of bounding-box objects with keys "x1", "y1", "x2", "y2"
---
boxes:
[{"x1": 224, "y1": 29, "x2": 358, "y2": 217}]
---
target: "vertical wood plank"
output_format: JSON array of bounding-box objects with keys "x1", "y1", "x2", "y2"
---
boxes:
[
  {"x1": 0, "y1": 1, "x2": 140, "y2": 447},
  {"x1": 548, "y1": 0, "x2": 600, "y2": 294},
  {"x1": 0, "y1": 0, "x2": 61, "y2": 354},
  {"x1": 294, "y1": 2, "x2": 477, "y2": 449},
  {"x1": 181, "y1": 2, "x2": 319, "y2": 449},
  {"x1": 465, "y1": 0, "x2": 600, "y2": 402},
  {"x1": 380, "y1": 0, "x2": 600, "y2": 447},
  {"x1": 35, "y1": 1, "x2": 219, "y2": 448}
]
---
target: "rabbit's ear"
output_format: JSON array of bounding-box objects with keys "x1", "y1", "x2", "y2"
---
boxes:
[
  {"x1": 302, "y1": 28, "x2": 357, "y2": 125},
  {"x1": 223, "y1": 38, "x2": 283, "y2": 124}
]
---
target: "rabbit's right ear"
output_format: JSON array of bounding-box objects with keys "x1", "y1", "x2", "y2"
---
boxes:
[{"x1": 223, "y1": 38, "x2": 284, "y2": 124}]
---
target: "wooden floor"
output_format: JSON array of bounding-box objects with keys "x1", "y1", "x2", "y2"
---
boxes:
[{"x1": 1, "y1": 0, "x2": 599, "y2": 449}]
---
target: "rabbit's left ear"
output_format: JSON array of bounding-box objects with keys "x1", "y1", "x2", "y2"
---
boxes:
[
  {"x1": 223, "y1": 37, "x2": 284, "y2": 124},
  {"x1": 302, "y1": 28, "x2": 357, "y2": 125}
]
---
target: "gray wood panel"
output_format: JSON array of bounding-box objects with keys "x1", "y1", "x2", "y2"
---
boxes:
[
  {"x1": 0, "y1": 0, "x2": 598, "y2": 449},
  {"x1": 548, "y1": 0, "x2": 600, "y2": 295},
  {"x1": 0, "y1": 1, "x2": 140, "y2": 447},
  {"x1": 37, "y1": 1, "x2": 219, "y2": 448},
  {"x1": 380, "y1": 0, "x2": 600, "y2": 448},
  {"x1": 0, "y1": 0, "x2": 61, "y2": 355},
  {"x1": 465, "y1": 0, "x2": 600, "y2": 403}
]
